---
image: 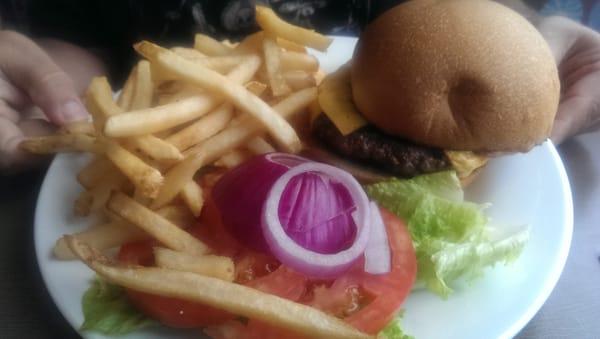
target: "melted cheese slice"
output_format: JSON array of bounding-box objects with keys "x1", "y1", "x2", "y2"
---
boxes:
[{"x1": 317, "y1": 64, "x2": 367, "y2": 135}]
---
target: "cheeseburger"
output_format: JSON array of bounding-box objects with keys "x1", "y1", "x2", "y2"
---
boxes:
[{"x1": 310, "y1": 0, "x2": 560, "y2": 184}]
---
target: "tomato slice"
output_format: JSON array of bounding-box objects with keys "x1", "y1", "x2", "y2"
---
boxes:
[
  {"x1": 209, "y1": 207, "x2": 416, "y2": 337},
  {"x1": 117, "y1": 241, "x2": 235, "y2": 328},
  {"x1": 309, "y1": 207, "x2": 417, "y2": 334}
]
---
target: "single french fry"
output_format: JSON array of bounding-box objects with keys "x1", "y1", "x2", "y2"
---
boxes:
[
  {"x1": 154, "y1": 247, "x2": 235, "y2": 281},
  {"x1": 105, "y1": 49, "x2": 261, "y2": 137},
  {"x1": 245, "y1": 81, "x2": 268, "y2": 97},
  {"x1": 232, "y1": 31, "x2": 264, "y2": 54},
  {"x1": 67, "y1": 238, "x2": 370, "y2": 339},
  {"x1": 130, "y1": 60, "x2": 153, "y2": 110},
  {"x1": 140, "y1": 42, "x2": 301, "y2": 153},
  {"x1": 172, "y1": 47, "x2": 206, "y2": 60},
  {"x1": 20, "y1": 134, "x2": 101, "y2": 154},
  {"x1": 118, "y1": 67, "x2": 137, "y2": 110},
  {"x1": 262, "y1": 36, "x2": 291, "y2": 97},
  {"x1": 59, "y1": 121, "x2": 95, "y2": 136},
  {"x1": 255, "y1": 6, "x2": 333, "y2": 51},
  {"x1": 276, "y1": 37, "x2": 307, "y2": 53},
  {"x1": 153, "y1": 87, "x2": 317, "y2": 207},
  {"x1": 283, "y1": 70, "x2": 316, "y2": 90},
  {"x1": 107, "y1": 192, "x2": 209, "y2": 255},
  {"x1": 126, "y1": 135, "x2": 183, "y2": 162},
  {"x1": 174, "y1": 53, "x2": 252, "y2": 74},
  {"x1": 165, "y1": 103, "x2": 234, "y2": 151},
  {"x1": 281, "y1": 51, "x2": 319, "y2": 72},
  {"x1": 216, "y1": 150, "x2": 251, "y2": 169},
  {"x1": 194, "y1": 33, "x2": 233, "y2": 56},
  {"x1": 111, "y1": 95, "x2": 221, "y2": 137},
  {"x1": 77, "y1": 156, "x2": 114, "y2": 189},
  {"x1": 156, "y1": 204, "x2": 195, "y2": 228},
  {"x1": 221, "y1": 39, "x2": 238, "y2": 48},
  {"x1": 86, "y1": 77, "x2": 121, "y2": 133},
  {"x1": 180, "y1": 181, "x2": 204, "y2": 217},
  {"x1": 74, "y1": 170, "x2": 125, "y2": 216},
  {"x1": 157, "y1": 83, "x2": 204, "y2": 105},
  {"x1": 247, "y1": 137, "x2": 275, "y2": 155},
  {"x1": 54, "y1": 222, "x2": 147, "y2": 260},
  {"x1": 102, "y1": 140, "x2": 163, "y2": 199}
]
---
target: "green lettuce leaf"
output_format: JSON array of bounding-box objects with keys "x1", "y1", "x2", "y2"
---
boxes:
[
  {"x1": 81, "y1": 277, "x2": 155, "y2": 334},
  {"x1": 366, "y1": 171, "x2": 529, "y2": 297},
  {"x1": 378, "y1": 312, "x2": 413, "y2": 339}
]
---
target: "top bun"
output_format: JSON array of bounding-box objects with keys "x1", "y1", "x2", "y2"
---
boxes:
[{"x1": 351, "y1": 0, "x2": 560, "y2": 152}]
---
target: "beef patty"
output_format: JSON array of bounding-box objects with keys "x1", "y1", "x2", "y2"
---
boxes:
[{"x1": 312, "y1": 114, "x2": 451, "y2": 178}]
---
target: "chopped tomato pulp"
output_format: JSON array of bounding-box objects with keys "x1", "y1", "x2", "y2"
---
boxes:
[{"x1": 117, "y1": 193, "x2": 416, "y2": 336}]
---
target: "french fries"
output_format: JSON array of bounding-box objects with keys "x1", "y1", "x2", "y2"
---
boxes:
[
  {"x1": 54, "y1": 222, "x2": 146, "y2": 260},
  {"x1": 277, "y1": 37, "x2": 307, "y2": 53},
  {"x1": 68, "y1": 238, "x2": 371, "y2": 339},
  {"x1": 107, "y1": 192, "x2": 209, "y2": 256},
  {"x1": 130, "y1": 60, "x2": 153, "y2": 110},
  {"x1": 172, "y1": 47, "x2": 206, "y2": 60},
  {"x1": 165, "y1": 103, "x2": 234, "y2": 151},
  {"x1": 263, "y1": 36, "x2": 291, "y2": 96},
  {"x1": 281, "y1": 51, "x2": 319, "y2": 72},
  {"x1": 216, "y1": 149, "x2": 252, "y2": 169},
  {"x1": 74, "y1": 170, "x2": 125, "y2": 216},
  {"x1": 23, "y1": 8, "x2": 353, "y2": 336},
  {"x1": 154, "y1": 247, "x2": 235, "y2": 281},
  {"x1": 117, "y1": 67, "x2": 136, "y2": 110},
  {"x1": 126, "y1": 135, "x2": 183, "y2": 162},
  {"x1": 137, "y1": 42, "x2": 301, "y2": 152},
  {"x1": 86, "y1": 77, "x2": 121, "y2": 133},
  {"x1": 102, "y1": 140, "x2": 163, "y2": 198},
  {"x1": 153, "y1": 87, "x2": 317, "y2": 208},
  {"x1": 54, "y1": 204, "x2": 193, "y2": 260},
  {"x1": 180, "y1": 181, "x2": 204, "y2": 217},
  {"x1": 247, "y1": 136, "x2": 276, "y2": 155},
  {"x1": 194, "y1": 33, "x2": 233, "y2": 56},
  {"x1": 20, "y1": 134, "x2": 100, "y2": 154},
  {"x1": 59, "y1": 121, "x2": 95, "y2": 136},
  {"x1": 104, "y1": 52, "x2": 261, "y2": 137},
  {"x1": 255, "y1": 6, "x2": 333, "y2": 51},
  {"x1": 77, "y1": 156, "x2": 114, "y2": 189},
  {"x1": 284, "y1": 70, "x2": 317, "y2": 90}
]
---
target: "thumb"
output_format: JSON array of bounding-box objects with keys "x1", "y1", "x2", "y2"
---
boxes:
[{"x1": 0, "y1": 30, "x2": 88, "y2": 125}]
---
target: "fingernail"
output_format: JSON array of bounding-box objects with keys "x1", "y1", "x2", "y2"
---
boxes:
[{"x1": 61, "y1": 100, "x2": 88, "y2": 123}]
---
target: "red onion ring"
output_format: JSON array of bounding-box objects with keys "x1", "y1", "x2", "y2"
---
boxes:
[
  {"x1": 262, "y1": 162, "x2": 371, "y2": 278},
  {"x1": 364, "y1": 202, "x2": 391, "y2": 274}
]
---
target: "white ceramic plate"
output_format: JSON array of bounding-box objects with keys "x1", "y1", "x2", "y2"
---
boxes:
[{"x1": 34, "y1": 37, "x2": 573, "y2": 339}]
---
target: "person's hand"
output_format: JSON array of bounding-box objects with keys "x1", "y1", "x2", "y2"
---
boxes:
[
  {"x1": 538, "y1": 16, "x2": 600, "y2": 145},
  {"x1": 0, "y1": 31, "x2": 104, "y2": 171}
]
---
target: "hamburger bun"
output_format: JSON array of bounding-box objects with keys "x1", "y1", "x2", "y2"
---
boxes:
[{"x1": 351, "y1": 0, "x2": 560, "y2": 152}]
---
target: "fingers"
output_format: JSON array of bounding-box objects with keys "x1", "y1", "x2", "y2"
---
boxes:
[
  {"x1": 537, "y1": 16, "x2": 579, "y2": 64},
  {"x1": 0, "y1": 30, "x2": 88, "y2": 125},
  {"x1": 0, "y1": 115, "x2": 55, "y2": 171},
  {"x1": 0, "y1": 115, "x2": 28, "y2": 169},
  {"x1": 550, "y1": 95, "x2": 597, "y2": 145}
]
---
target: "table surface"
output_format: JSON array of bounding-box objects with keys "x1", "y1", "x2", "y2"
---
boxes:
[{"x1": 1, "y1": 132, "x2": 599, "y2": 339}]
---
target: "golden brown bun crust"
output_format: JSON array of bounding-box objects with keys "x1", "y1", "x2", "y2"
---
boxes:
[{"x1": 351, "y1": 0, "x2": 560, "y2": 152}]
